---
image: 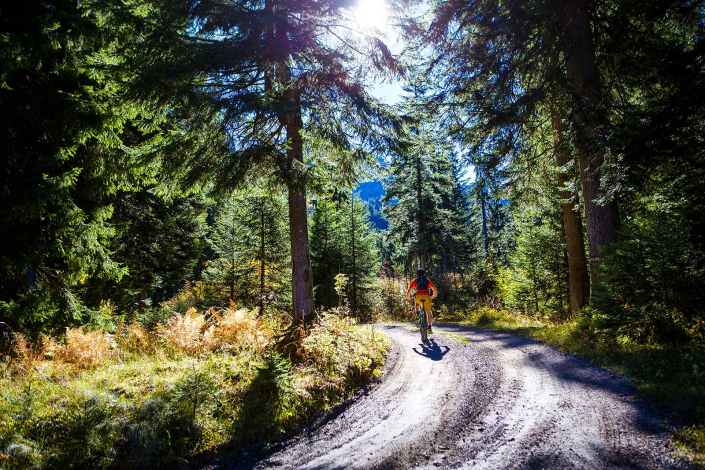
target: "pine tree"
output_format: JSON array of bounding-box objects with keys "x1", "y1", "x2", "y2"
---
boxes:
[
  {"x1": 310, "y1": 192, "x2": 379, "y2": 319},
  {"x1": 425, "y1": 0, "x2": 616, "y2": 298},
  {"x1": 109, "y1": 0, "x2": 403, "y2": 323},
  {"x1": 81, "y1": 191, "x2": 207, "y2": 313},
  {"x1": 509, "y1": 206, "x2": 568, "y2": 317},
  {"x1": 310, "y1": 195, "x2": 345, "y2": 310},
  {"x1": 342, "y1": 193, "x2": 380, "y2": 319},
  {"x1": 438, "y1": 155, "x2": 476, "y2": 274},
  {"x1": 382, "y1": 83, "x2": 480, "y2": 280},
  {"x1": 205, "y1": 189, "x2": 289, "y2": 311},
  {"x1": 0, "y1": 1, "x2": 149, "y2": 330}
]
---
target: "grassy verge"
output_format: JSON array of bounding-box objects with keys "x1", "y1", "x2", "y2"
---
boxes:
[
  {"x1": 0, "y1": 308, "x2": 389, "y2": 469},
  {"x1": 440, "y1": 306, "x2": 705, "y2": 464}
]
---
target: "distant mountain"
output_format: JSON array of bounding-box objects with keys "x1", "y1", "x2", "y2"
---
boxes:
[{"x1": 355, "y1": 180, "x2": 388, "y2": 230}]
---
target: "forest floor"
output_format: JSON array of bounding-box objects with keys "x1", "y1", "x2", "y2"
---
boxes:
[
  {"x1": 0, "y1": 310, "x2": 389, "y2": 469},
  {"x1": 225, "y1": 324, "x2": 693, "y2": 469}
]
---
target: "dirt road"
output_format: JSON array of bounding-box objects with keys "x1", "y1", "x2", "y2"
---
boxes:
[{"x1": 236, "y1": 324, "x2": 690, "y2": 469}]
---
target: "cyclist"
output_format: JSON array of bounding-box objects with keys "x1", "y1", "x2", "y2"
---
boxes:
[{"x1": 406, "y1": 268, "x2": 437, "y2": 333}]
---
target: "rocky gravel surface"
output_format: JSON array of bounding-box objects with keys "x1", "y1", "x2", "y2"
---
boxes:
[{"x1": 227, "y1": 324, "x2": 692, "y2": 469}]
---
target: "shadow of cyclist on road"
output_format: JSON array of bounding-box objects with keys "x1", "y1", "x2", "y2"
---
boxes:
[{"x1": 412, "y1": 339, "x2": 450, "y2": 361}]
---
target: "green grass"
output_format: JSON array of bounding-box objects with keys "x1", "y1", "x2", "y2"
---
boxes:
[
  {"x1": 446, "y1": 306, "x2": 705, "y2": 464},
  {"x1": 0, "y1": 314, "x2": 390, "y2": 469}
]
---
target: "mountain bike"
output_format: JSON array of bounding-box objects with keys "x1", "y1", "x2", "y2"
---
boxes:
[{"x1": 418, "y1": 298, "x2": 429, "y2": 342}]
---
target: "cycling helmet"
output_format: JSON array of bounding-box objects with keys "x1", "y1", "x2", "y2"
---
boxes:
[{"x1": 416, "y1": 268, "x2": 426, "y2": 276}]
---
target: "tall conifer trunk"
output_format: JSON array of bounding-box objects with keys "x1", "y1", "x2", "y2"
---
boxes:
[
  {"x1": 350, "y1": 193, "x2": 357, "y2": 314},
  {"x1": 271, "y1": 2, "x2": 315, "y2": 324},
  {"x1": 259, "y1": 204, "x2": 266, "y2": 314},
  {"x1": 480, "y1": 191, "x2": 489, "y2": 257},
  {"x1": 551, "y1": 111, "x2": 590, "y2": 312},
  {"x1": 285, "y1": 104, "x2": 315, "y2": 323},
  {"x1": 561, "y1": 0, "x2": 620, "y2": 297}
]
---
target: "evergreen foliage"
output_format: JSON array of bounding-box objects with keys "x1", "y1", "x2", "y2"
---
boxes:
[
  {"x1": 508, "y1": 207, "x2": 568, "y2": 318},
  {"x1": 2, "y1": 0, "x2": 705, "y2": 353},
  {"x1": 107, "y1": 0, "x2": 404, "y2": 322},
  {"x1": 86, "y1": 191, "x2": 207, "y2": 313},
  {"x1": 466, "y1": 161, "x2": 513, "y2": 267},
  {"x1": 423, "y1": 0, "x2": 705, "y2": 343},
  {"x1": 382, "y1": 85, "x2": 475, "y2": 278},
  {"x1": 204, "y1": 189, "x2": 290, "y2": 312},
  {"x1": 596, "y1": 203, "x2": 705, "y2": 344},
  {"x1": 0, "y1": 1, "x2": 153, "y2": 331},
  {"x1": 310, "y1": 192, "x2": 379, "y2": 319}
]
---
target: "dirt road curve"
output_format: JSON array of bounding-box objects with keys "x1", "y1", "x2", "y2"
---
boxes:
[{"x1": 236, "y1": 324, "x2": 691, "y2": 469}]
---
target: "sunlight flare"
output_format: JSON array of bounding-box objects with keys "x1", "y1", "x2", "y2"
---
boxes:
[{"x1": 354, "y1": 0, "x2": 389, "y2": 32}]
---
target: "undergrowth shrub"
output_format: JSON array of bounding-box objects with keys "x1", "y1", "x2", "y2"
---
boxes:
[
  {"x1": 1, "y1": 306, "x2": 389, "y2": 469},
  {"x1": 157, "y1": 305, "x2": 270, "y2": 355},
  {"x1": 376, "y1": 275, "x2": 415, "y2": 320},
  {"x1": 51, "y1": 327, "x2": 114, "y2": 368},
  {"x1": 596, "y1": 209, "x2": 705, "y2": 345},
  {"x1": 209, "y1": 304, "x2": 269, "y2": 351},
  {"x1": 116, "y1": 320, "x2": 153, "y2": 355},
  {"x1": 301, "y1": 312, "x2": 387, "y2": 394},
  {"x1": 12, "y1": 333, "x2": 55, "y2": 367},
  {"x1": 158, "y1": 309, "x2": 208, "y2": 354}
]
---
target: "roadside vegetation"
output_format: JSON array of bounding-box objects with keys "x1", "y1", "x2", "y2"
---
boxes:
[{"x1": 0, "y1": 302, "x2": 389, "y2": 469}]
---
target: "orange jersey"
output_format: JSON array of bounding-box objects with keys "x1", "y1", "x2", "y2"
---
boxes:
[{"x1": 409, "y1": 277, "x2": 435, "y2": 296}]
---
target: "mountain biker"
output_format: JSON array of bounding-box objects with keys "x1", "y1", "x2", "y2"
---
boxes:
[{"x1": 406, "y1": 268, "x2": 437, "y2": 333}]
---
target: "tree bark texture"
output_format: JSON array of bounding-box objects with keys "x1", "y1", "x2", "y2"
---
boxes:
[
  {"x1": 260, "y1": 205, "x2": 266, "y2": 314},
  {"x1": 350, "y1": 193, "x2": 358, "y2": 314},
  {"x1": 551, "y1": 112, "x2": 590, "y2": 313},
  {"x1": 286, "y1": 122, "x2": 315, "y2": 323},
  {"x1": 480, "y1": 192, "x2": 489, "y2": 258},
  {"x1": 561, "y1": 0, "x2": 620, "y2": 296},
  {"x1": 268, "y1": 2, "x2": 314, "y2": 326},
  {"x1": 283, "y1": 96, "x2": 315, "y2": 324}
]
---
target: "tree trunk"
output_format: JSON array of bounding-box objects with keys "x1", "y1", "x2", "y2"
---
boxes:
[
  {"x1": 480, "y1": 191, "x2": 489, "y2": 258},
  {"x1": 350, "y1": 192, "x2": 357, "y2": 314},
  {"x1": 139, "y1": 289, "x2": 147, "y2": 313},
  {"x1": 551, "y1": 111, "x2": 590, "y2": 313},
  {"x1": 272, "y1": 15, "x2": 316, "y2": 323},
  {"x1": 282, "y1": 85, "x2": 314, "y2": 323},
  {"x1": 260, "y1": 203, "x2": 266, "y2": 314},
  {"x1": 561, "y1": 0, "x2": 620, "y2": 297},
  {"x1": 286, "y1": 125, "x2": 315, "y2": 323}
]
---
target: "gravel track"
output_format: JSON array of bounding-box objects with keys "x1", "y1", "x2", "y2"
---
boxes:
[{"x1": 233, "y1": 324, "x2": 691, "y2": 469}]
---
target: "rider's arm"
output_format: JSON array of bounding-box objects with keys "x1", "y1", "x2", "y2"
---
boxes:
[
  {"x1": 428, "y1": 279, "x2": 438, "y2": 299},
  {"x1": 406, "y1": 279, "x2": 418, "y2": 301}
]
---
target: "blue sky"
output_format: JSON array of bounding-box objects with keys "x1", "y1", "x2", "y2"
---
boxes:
[
  {"x1": 354, "y1": 0, "x2": 477, "y2": 183},
  {"x1": 367, "y1": 80, "x2": 477, "y2": 184},
  {"x1": 370, "y1": 80, "x2": 406, "y2": 105}
]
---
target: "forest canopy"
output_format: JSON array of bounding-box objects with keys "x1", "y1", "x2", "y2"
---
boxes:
[{"x1": 1, "y1": 0, "x2": 704, "y2": 348}]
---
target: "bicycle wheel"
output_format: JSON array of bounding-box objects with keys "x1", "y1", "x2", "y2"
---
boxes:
[{"x1": 420, "y1": 309, "x2": 428, "y2": 342}]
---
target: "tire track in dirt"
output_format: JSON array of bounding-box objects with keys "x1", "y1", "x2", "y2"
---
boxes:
[{"x1": 229, "y1": 324, "x2": 691, "y2": 469}]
